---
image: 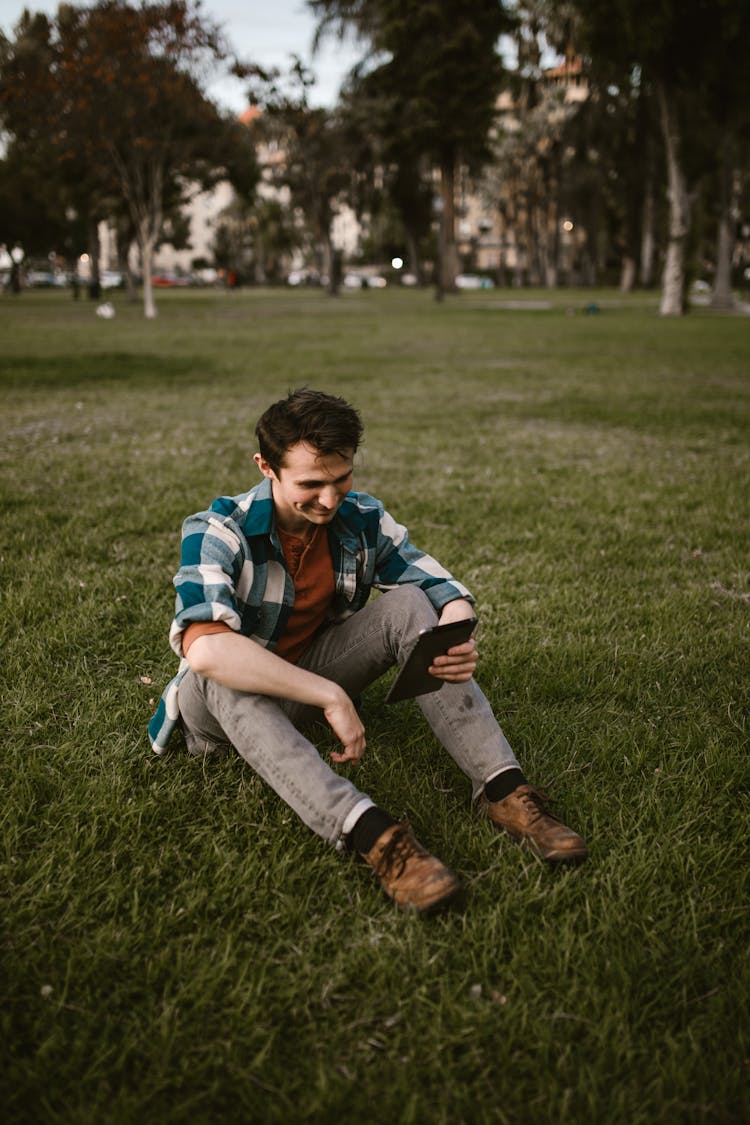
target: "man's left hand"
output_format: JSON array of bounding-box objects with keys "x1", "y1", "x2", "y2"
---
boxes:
[{"x1": 429, "y1": 599, "x2": 478, "y2": 683}]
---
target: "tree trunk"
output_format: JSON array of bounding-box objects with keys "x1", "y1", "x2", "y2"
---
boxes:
[
  {"x1": 620, "y1": 255, "x2": 636, "y2": 292},
  {"x1": 656, "y1": 81, "x2": 690, "y2": 316},
  {"x1": 323, "y1": 229, "x2": 340, "y2": 296},
  {"x1": 711, "y1": 136, "x2": 738, "y2": 310},
  {"x1": 88, "y1": 217, "x2": 101, "y2": 299},
  {"x1": 640, "y1": 176, "x2": 656, "y2": 288},
  {"x1": 538, "y1": 202, "x2": 553, "y2": 287},
  {"x1": 110, "y1": 148, "x2": 163, "y2": 318},
  {"x1": 117, "y1": 235, "x2": 138, "y2": 302},
  {"x1": 404, "y1": 226, "x2": 421, "y2": 285},
  {"x1": 254, "y1": 225, "x2": 266, "y2": 285},
  {"x1": 439, "y1": 158, "x2": 458, "y2": 294},
  {"x1": 551, "y1": 196, "x2": 562, "y2": 288},
  {"x1": 140, "y1": 232, "x2": 157, "y2": 319}
]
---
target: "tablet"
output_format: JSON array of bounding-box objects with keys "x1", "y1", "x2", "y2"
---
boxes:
[{"x1": 384, "y1": 616, "x2": 478, "y2": 704}]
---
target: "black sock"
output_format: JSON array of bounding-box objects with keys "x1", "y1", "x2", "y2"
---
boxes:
[
  {"x1": 347, "y1": 806, "x2": 398, "y2": 854},
  {"x1": 484, "y1": 768, "x2": 527, "y2": 803}
]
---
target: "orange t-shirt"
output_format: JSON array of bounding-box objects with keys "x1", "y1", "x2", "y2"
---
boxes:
[
  {"x1": 182, "y1": 524, "x2": 335, "y2": 665},
  {"x1": 274, "y1": 524, "x2": 335, "y2": 663}
]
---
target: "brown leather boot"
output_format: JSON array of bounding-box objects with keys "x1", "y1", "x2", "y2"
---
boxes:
[
  {"x1": 361, "y1": 823, "x2": 463, "y2": 912},
  {"x1": 479, "y1": 784, "x2": 588, "y2": 863}
]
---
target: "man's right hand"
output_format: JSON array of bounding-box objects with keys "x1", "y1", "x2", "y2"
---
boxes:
[{"x1": 324, "y1": 690, "x2": 366, "y2": 764}]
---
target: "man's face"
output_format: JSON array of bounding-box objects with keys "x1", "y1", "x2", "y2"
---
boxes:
[{"x1": 254, "y1": 441, "x2": 354, "y2": 535}]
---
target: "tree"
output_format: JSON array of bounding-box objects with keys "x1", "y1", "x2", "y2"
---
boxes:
[
  {"x1": 311, "y1": 0, "x2": 512, "y2": 294},
  {"x1": 559, "y1": 0, "x2": 749, "y2": 315},
  {"x1": 0, "y1": 10, "x2": 92, "y2": 282},
  {"x1": 481, "y1": 6, "x2": 585, "y2": 290},
  {"x1": 0, "y1": 2, "x2": 256, "y2": 317},
  {"x1": 702, "y1": 6, "x2": 750, "y2": 309},
  {"x1": 0, "y1": 138, "x2": 74, "y2": 264},
  {"x1": 252, "y1": 61, "x2": 354, "y2": 295},
  {"x1": 335, "y1": 74, "x2": 433, "y2": 282},
  {"x1": 213, "y1": 197, "x2": 296, "y2": 284}
]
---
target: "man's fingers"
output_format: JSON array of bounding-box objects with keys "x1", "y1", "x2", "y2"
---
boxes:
[
  {"x1": 330, "y1": 739, "x2": 366, "y2": 764},
  {"x1": 431, "y1": 639, "x2": 477, "y2": 665},
  {"x1": 429, "y1": 640, "x2": 478, "y2": 682},
  {"x1": 330, "y1": 750, "x2": 363, "y2": 764}
]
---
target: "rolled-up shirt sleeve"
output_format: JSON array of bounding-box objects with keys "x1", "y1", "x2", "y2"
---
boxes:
[
  {"x1": 372, "y1": 503, "x2": 474, "y2": 610},
  {"x1": 169, "y1": 512, "x2": 245, "y2": 657}
]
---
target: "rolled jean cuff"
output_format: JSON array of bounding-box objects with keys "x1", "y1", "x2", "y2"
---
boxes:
[
  {"x1": 481, "y1": 763, "x2": 522, "y2": 793},
  {"x1": 336, "y1": 797, "x2": 376, "y2": 852}
]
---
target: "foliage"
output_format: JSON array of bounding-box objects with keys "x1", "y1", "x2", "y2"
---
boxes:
[
  {"x1": 213, "y1": 196, "x2": 297, "y2": 283},
  {"x1": 0, "y1": 10, "x2": 93, "y2": 262},
  {"x1": 312, "y1": 0, "x2": 513, "y2": 290},
  {"x1": 0, "y1": 139, "x2": 78, "y2": 259},
  {"x1": 250, "y1": 60, "x2": 355, "y2": 293},
  {"x1": 557, "y1": 0, "x2": 750, "y2": 313},
  {"x1": 314, "y1": 0, "x2": 511, "y2": 169},
  {"x1": 333, "y1": 74, "x2": 434, "y2": 278},
  {"x1": 0, "y1": 1, "x2": 258, "y2": 314}
]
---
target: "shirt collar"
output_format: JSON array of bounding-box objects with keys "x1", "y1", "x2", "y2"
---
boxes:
[{"x1": 243, "y1": 476, "x2": 276, "y2": 538}]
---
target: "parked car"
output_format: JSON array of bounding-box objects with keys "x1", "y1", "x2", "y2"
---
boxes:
[
  {"x1": 26, "y1": 270, "x2": 59, "y2": 287},
  {"x1": 151, "y1": 273, "x2": 190, "y2": 287},
  {"x1": 342, "y1": 271, "x2": 390, "y2": 289},
  {"x1": 286, "y1": 269, "x2": 321, "y2": 286},
  {"x1": 455, "y1": 274, "x2": 495, "y2": 290}
]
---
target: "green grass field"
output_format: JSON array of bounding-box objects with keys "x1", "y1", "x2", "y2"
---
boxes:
[{"x1": 1, "y1": 286, "x2": 748, "y2": 1124}]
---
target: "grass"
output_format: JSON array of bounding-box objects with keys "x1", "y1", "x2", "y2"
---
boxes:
[{"x1": 1, "y1": 285, "x2": 748, "y2": 1124}]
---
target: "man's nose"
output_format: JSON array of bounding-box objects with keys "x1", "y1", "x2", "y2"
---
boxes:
[{"x1": 318, "y1": 485, "x2": 339, "y2": 508}]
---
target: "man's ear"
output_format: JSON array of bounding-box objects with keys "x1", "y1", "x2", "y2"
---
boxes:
[{"x1": 253, "y1": 452, "x2": 276, "y2": 480}]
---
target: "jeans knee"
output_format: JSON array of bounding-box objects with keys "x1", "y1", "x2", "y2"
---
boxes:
[{"x1": 382, "y1": 584, "x2": 438, "y2": 636}]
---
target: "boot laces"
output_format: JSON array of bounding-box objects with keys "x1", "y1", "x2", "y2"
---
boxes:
[
  {"x1": 516, "y1": 785, "x2": 560, "y2": 824},
  {"x1": 373, "y1": 824, "x2": 420, "y2": 881}
]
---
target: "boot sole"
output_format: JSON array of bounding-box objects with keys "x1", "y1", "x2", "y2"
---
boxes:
[
  {"x1": 494, "y1": 824, "x2": 588, "y2": 864},
  {"x1": 392, "y1": 877, "x2": 465, "y2": 914}
]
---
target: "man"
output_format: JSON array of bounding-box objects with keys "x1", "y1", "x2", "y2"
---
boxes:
[{"x1": 149, "y1": 388, "x2": 587, "y2": 912}]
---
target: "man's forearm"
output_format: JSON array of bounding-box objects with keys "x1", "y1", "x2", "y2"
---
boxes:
[
  {"x1": 186, "y1": 631, "x2": 342, "y2": 710},
  {"x1": 438, "y1": 597, "x2": 476, "y2": 625}
]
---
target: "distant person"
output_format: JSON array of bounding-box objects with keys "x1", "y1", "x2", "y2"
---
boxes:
[{"x1": 149, "y1": 389, "x2": 587, "y2": 912}]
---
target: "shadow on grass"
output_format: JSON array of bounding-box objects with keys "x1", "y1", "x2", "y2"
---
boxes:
[{"x1": 0, "y1": 352, "x2": 208, "y2": 391}]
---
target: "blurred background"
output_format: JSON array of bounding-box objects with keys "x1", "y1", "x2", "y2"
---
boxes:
[{"x1": 1, "y1": 0, "x2": 748, "y2": 317}]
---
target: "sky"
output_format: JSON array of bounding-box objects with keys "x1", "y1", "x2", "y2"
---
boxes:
[{"x1": 0, "y1": 0, "x2": 364, "y2": 109}]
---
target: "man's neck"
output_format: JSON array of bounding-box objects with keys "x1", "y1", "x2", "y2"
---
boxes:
[{"x1": 275, "y1": 511, "x2": 314, "y2": 542}]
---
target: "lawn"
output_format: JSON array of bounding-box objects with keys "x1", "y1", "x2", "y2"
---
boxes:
[{"x1": 1, "y1": 285, "x2": 748, "y2": 1124}]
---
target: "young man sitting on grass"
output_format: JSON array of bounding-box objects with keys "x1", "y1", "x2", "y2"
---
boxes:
[{"x1": 149, "y1": 388, "x2": 587, "y2": 911}]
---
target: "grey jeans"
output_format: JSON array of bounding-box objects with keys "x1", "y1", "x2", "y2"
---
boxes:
[{"x1": 178, "y1": 585, "x2": 519, "y2": 847}]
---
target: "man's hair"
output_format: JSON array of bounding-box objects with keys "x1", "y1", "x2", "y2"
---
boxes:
[{"x1": 255, "y1": 388, "x2": 364, "y2": 475}]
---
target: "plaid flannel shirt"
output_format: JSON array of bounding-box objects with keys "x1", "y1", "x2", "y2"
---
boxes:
[{"x1": 148, "y1": 476, "x2": 473, "y2": 753}]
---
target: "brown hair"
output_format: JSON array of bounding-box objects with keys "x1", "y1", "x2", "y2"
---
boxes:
[{"x1": 255, "y1": 388, "x2": 363, "y2": 475}]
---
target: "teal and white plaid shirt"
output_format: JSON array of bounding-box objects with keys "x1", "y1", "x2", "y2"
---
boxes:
[{"x1": 148, "y1": 476, "x2": 473, "y2": 753}]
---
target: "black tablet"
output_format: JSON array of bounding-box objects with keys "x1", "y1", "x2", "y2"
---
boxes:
[{"x1": 384, "y1": 616, "x2": 478, "y2": 704}]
